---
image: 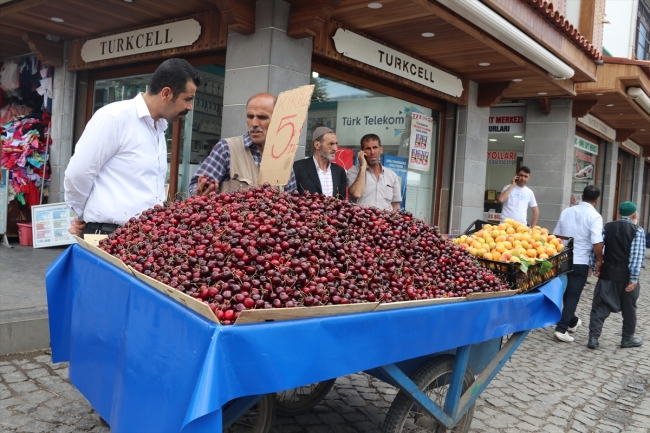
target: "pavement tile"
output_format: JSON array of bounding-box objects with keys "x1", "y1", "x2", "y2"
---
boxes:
[
  {"x1": 4, "y1": 371, "x2": 28, "y2": 383},
  {"x1": 16, "y1": 420, "x2": 58, "y2": 433},
  {"x1": 25, "y1": 368, "x2": 50, "y2": 379},
  {"x1": 8, "y1": 380, "x2": 39, "y2": 394},
  {"x1": 12, "y1": 402, "x2": 40, "y2": 414},
  {"x1": 0, "y1": 413, "x2": 32, "y2": 429},
  {"x1": 0, "y1": 365, "x2": 17, "y2": 374}
]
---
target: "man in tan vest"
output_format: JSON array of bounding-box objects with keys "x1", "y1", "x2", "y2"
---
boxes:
[{"x1": 189, "y1": 92, "x2": 297, "y2": 195}]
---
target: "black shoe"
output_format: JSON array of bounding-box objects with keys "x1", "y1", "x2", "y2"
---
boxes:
[
  {"x1": 621, "y1": 337, "x2": 643, "y2": 348},
  {"x1": 587, "y1": 336, "x2": 599, "y2": 349}
]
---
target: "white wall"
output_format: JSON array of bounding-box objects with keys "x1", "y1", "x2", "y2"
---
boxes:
[
  {"x1": 566, "y1": 0, "x2": 582, "y2": 26},
  {"x1": 602, "y1": 0, "x2": 638, "y2": 58}
]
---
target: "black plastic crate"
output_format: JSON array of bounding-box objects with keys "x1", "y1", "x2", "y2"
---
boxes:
[{"x1": 461, "y1": 220, "x2": 574, "y2": 293}]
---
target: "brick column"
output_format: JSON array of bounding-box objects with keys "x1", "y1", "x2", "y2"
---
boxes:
[
  {"x1": 449, "y1": 81, "x2": 489, "y2": 234},
  {"x1": 522, "y1": 99, "x2": 575, "y2": 230},
  {"x1": 49, "y1": 42, "x2": 77, "y2": 204},
  {"x1": 221, "y1": 0, "x2": 312, "y2": 157}
]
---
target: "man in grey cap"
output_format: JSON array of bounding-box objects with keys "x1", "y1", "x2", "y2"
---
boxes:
[
  {"x1": 587, "y1": 201, "x2": 645, "y2": 350},
  {"x1": 292, "y1": 126, "x2": 348, "y2": 199}
]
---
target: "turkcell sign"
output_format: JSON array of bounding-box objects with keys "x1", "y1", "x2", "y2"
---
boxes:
[
  {"x1": 81, "y1": 19, "x2": 201, "y2": 63},
  {"x1": 332, "y1": 28, "x2": 463, "y2": 98}
]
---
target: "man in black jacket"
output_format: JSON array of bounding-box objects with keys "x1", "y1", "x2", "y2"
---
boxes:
[
  {"x1": 587, "y1": 201, "x2": 645, "y2": 349},
  {"x1": 293, "y1": 126, "x2": 347, "y2": 199}
]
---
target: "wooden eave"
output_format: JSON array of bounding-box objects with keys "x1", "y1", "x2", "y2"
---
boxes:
[
  {"x1": 0, "y1": 0, "x2": 218, "y2": 61},
  {"x1": 322, "y1": 0, "x2": 580, "y2": 103},
  {"x1": 481, "y1": 0, "x2": 598, "y2": 83},
  {"x1": 575, "y1": 64, "x2": 650, "y2": 147}
]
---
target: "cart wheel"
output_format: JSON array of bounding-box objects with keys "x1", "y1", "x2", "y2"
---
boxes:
[
  {"x1": 381, "y1": 355, "x2": 475, "y2": 433},
  {"x1": 224, "y1": 394, "x2": 275, "y2": 433},
  {"x1": 275, "y1": 379, "x2": 336, "y2": 416}
]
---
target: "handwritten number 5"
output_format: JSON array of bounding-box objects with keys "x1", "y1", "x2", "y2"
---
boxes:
[{"x1": 271, "y1": 114, "x2": 297, "y2": 159}]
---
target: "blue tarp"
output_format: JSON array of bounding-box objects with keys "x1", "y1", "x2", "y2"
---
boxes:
[{"x1": 46, "y1": 244, "x2": 564, "y2": 433}]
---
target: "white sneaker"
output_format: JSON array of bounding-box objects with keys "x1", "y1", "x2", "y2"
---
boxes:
[
  {"x1": 554, "y1": 331, "x2": 575, "y2": 343},
  {"x1": 568, "y1": 318, "x2": 582, "y2": 333}
]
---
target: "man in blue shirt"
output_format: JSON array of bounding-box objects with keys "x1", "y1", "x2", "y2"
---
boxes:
[{"x1": 588, "y1": 201, "x2": 645, "y2": 349}]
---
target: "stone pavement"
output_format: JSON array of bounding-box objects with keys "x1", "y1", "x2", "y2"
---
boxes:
[{"x1": 1, "y1": 271, "x2": 649, "y2": 432}]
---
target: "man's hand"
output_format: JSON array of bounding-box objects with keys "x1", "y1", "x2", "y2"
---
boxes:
[
  {"x1": 68, "y1": 216, "x2": 85, "y2": 237},
  {"x1": 626, "y1": 281, "x2": 638, "y2": 292},
  {"x1": 595, "y1": 259, "x2": 602, "y2": 277},
  {"x1": 358, "y1": 151, "x2": 367, "y2": 168},
  {"x1": 511, "y1": 174, "x2": 519, "y2": 186},
  {"x1": 195, "y1": 176, "x2": 218, "y2": 197}
]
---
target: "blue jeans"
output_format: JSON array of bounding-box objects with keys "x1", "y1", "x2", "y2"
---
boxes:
[{"x1": 555, "y1": 264, "x2": 590, "y2": 333}]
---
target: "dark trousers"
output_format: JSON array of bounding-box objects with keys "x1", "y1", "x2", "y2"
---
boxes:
[
  {"x1": 555, "y1": 264, "x2": 589, "y2": 333},
  {"x1": 588, "y1": 279, "x2": 640, "y2": 339}
]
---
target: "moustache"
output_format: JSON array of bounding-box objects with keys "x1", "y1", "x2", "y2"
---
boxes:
[
  {"x1": 179, "y1": 110, "x2": 189, "y2": 116},
  {"x1": 249, "y1": 127, "x2": 264, "y2": 133}
]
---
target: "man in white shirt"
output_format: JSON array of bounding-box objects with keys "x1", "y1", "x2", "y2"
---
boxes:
[
  {"x1": 65, "y1": 58, "x2": 201, "y2": 236},
  {"x1": 552, "y1": 185, "x2": 604, "y2": 343},
  {"x1": 347, "y1": 134, "x2": 402, "y2": 211},
  {"x1": 498, "y1": 166, "x2": 539, "y2": 226}
]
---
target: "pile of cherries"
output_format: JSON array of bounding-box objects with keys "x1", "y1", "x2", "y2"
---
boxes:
[{"x1": 99, "y1": 185, "x2": 509, "y2": 325}]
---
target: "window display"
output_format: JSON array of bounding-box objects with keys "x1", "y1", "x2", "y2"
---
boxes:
[{"x1": 306, "y1": 73, "x2": 440, "y2": 223}]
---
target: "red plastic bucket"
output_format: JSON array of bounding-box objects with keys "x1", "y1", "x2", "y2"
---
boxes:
[{"x1": 16, "y1": 222, "x2": 33, "y2": 246}]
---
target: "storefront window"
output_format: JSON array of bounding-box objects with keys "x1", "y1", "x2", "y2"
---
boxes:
[
  {"x1": 306, "y1": 73, "x2": 440, "y2": 223},
  {"x1": 92, "y1": 65, "x2": 225, "y2": 196},
  {"x1": 484, "y1": 107, "x2": 526, "y2": 222},
  {"x1": 571, "y1": 136, "x2": 598, "y2": 206}
]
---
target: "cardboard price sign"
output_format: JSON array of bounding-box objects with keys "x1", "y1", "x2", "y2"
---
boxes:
[{"x1": 258, "y1": 84, "x2": 315, "y2": 186}]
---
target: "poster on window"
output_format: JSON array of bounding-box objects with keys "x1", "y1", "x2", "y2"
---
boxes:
[
  {"x1": 408, "y1": 113, "x2": 433, "y2": 172},
  {"x1": 383, "y1": 155, "x2": 408, "y2": 210}
]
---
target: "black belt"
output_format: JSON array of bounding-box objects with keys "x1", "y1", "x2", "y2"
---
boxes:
[{"x1": 85, "y1": 222, "x2": 120, "y2": 233}]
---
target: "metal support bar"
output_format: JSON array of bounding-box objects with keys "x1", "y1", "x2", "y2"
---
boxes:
[
  {"x1": 1, "y1": 234, "x2": 11, "y2": 248},
  {"x1": 444, "y1": 344, "x2": 470, "y2": 418},
  {"x1": 221, "y1": 394, "x2": 264, "y2": 429},
  {"x1": 379, "y1": 363, "x2": 455, "y2": 429},
  {"x1": 456, "y1": 331, "x2": 529, "y2": 416}
]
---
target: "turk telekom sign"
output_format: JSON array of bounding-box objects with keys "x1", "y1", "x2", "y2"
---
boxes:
[
  {"x1": 332, "y1": 28, "x2": 464, "y2": 98},
  {"x1": 81, "y1": 19, "x2": 201, "y2": 63}
]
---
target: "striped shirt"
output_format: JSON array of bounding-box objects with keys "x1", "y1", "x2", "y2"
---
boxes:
[
  {"x1": 314, "y1": 156, "x2": 333, "y2": 197},
  {"x1": 189, "y1": 132, "x2": 297, "y2": 195},
  {"x1": 591, "y1": 217, "x2": 645, "y2": 282}
]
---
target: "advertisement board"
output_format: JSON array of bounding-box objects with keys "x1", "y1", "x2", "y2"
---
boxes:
[
  {"x1": 31, "y1": 203, "x2": 77, "y2": 248},
  {"x1": 383, "y1": 155, "x2": 408, "y2": 210},
  {"x1": 408, "y1": 113, "x2": 434, "y2": 172},
  {"x1": 488, "y1": 107, "x2": 525, "y2": 134}
]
